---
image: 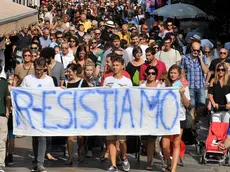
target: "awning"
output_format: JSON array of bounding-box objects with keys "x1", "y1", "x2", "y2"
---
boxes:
[{"x1": 0, "y1": 0, "x2": 38, "y2": 34}]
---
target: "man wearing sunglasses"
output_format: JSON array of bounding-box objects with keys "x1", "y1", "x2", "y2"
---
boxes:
[
  {"x1": 180, "y1": 41, "x2": 209, "y2": 126},
  {"x1": 206, "y1": 48, "x2": 230, "y2": 85}
]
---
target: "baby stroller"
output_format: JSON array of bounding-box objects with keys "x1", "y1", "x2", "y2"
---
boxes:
[{"x1": 200, "y1": 109, "x2": 230, "y2": 165}]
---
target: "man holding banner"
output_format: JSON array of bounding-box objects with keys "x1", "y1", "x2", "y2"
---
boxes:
[
  {"x1": 20, "y1": 58, "x2": 55, "y2": 172},
  {"x1": 103, "y1": 56, "x2": 132, "y2": 172}
]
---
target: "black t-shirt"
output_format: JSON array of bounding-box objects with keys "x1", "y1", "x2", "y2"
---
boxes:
[
  {"x1": 67, "y1": 79, "x2": 89, "y2": 88},
  {"x1": 208, "y1": 80, "x2": 230, "y2": 112}
]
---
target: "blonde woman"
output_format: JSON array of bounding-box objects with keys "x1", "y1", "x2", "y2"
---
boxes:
[{"x1": 208, "y1": 62, "x2": 230, "y2": 117}]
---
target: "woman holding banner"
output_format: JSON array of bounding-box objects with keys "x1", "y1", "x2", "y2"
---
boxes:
[
  {"x1": 140, "y1": 66, "x2": 161, "y2": 170},
  {"x1": 162, "y1": 64, "x2": 190, "y2": 172},
  {"x1": 65, "y1": 63, "x2": 89, "y2": 164}
]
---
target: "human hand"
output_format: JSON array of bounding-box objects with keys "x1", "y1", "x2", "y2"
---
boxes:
[
  {"x1": 226, "y1": 103, "x2": 230, "y2": 109},
  {"x1": 60, "y1": 86, "x2": 66, "y2": 89},
  {"x1": 213, "y1": 103, "x2": 219, "y2": 109},
  {"x1": 179, "y1": 85, "x2": 185, "y2": 95}
]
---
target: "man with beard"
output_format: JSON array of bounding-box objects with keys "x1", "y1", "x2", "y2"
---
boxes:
[{"x1": 139, "y1": 47, "x2": 166, "y2": 83}]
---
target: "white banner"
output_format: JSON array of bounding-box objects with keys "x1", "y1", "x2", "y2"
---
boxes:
[{"x1": 11, "y1": 87, "x2": 181, "y2": 136}]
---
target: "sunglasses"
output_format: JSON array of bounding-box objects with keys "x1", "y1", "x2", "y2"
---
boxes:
[
  {"x1": 192, "y1": 49, "x2": 200, "y2": 52},
  {"x1": 95, "y1": 33, "x2": 101, "y2": 35},
  {"x1": 62, "y1": 47, "x2": 68, "y2": 49},
  {"x1": 217, "y1": 68, "x2": 225, "y2": 72},
  {"x1": 31, "y1": 47, "x2": 38, "y2": 50},
  {"x1": 147, "y1": 71, "x2": 156, "y2": 76},
  {"x1": 220, "y1": 52, "x2": 227, "y2": 55},
  {"x1": 204, "y1": 51, "x2": 210, "y2": 53},
  {"x1": 57, "y1": 36, "x2": 63, "y2": 38},
  {"x1": 70, "y1": 40, "x2": 75, "y2": 43},
  {"x1": 167, "y1": 24, "x2": 173, "y2": 26},
  {"x1": 153, "y1": 46, "x2": 159, "y2": 49},
  {"x1": 143, "y1": 28, "x2": 148, "y2": 30},
  {"x1": 24, "y1": 54, "x2": 31, "y2": 57},
  {"x1": 92, "y1": 42, "x2": 97, "y2": 44}
]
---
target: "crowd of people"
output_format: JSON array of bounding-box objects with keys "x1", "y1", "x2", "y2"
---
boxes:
[{"x1": 1, "y1": 0, "x2": 230, "y2": 172}]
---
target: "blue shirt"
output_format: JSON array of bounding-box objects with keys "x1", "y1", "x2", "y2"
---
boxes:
[
  {"x1": 180, "y1": 54, "x2": 207, "y2": 89},
  {"x1": 39, "y1": 37, "x2": 51, "y2": 48}
]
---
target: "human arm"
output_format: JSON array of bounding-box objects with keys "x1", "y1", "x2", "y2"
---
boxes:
[
  {"x1": 208, "y1": 79, "x2": 218, "y2": 109},
  {"x1": 5, "y1": 84, "x2": 10, "y2": 118},
  {"x1": 198, "y1": 54, "x2": 209, "y2": 74},
  {"x1": 60, "y1": 64, "x2": 65, "y2": 87},
  {"x1": 179, "y1": 86, "x2": 190, "y2": 107}
]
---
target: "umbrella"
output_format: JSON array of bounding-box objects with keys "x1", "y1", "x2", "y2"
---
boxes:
[{"x1": 153, "y1": 3, "x2": 207, "y2": 19}]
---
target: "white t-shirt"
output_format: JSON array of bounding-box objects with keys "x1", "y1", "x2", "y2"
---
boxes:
[
  {"x1": 55, "y1": 53, "x2": 74, "y2": 69},
  {"x1": 20, "y1": 74, "x2": 55, "y2": 88},
  {"x1": 155, "y1": 49, "x2": 181, "y2": 71},
  {"x1": 140, "y1": 81, "x2": 162, "y2": 88},
  {"x1": 103, "y1": 76, "x2": 133, "y2": 88}
]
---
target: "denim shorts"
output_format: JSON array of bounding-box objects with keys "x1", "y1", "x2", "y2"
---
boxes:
[{"x1": 189, "y1": 87, "x2": 206, "y2": 108}]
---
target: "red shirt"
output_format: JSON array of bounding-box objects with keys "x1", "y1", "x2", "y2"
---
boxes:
[
  {"x1": 100, "y1": 70, "x2": 131, "y2": 86},
  {"x1": 139, "y1": 60, "x2": 167, "y2": 81}
]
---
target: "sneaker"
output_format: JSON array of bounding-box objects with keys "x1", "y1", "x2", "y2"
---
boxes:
[
  {"x1": 178, "y1": 158, "x2": 185, "y2": 166},
  {"x1": 37, "y1": 164, "x2": 47, "y2": 172},
  {"x1": 31, "y1": 161, "x2": 37, "y2": 172},
  {"x1": 86, "y1": 150, "x2": 93, "y2": 158},
  {"x1": 107, "y1": 166, "x2": 118, "y2": 172},
  {"x1": 0, "y1": 166, "x2": 5, "y2": 172},
  {"x1": 7, "y1": 154, "x2": 14, "y2": 166},
  {"x1": 121, "y1": 159, "x2": 130, "y2": 172}
]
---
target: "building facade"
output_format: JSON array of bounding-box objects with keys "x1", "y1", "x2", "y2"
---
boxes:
[{"x1": 11, "y1": 0, "x2": 40, "y2": 7}]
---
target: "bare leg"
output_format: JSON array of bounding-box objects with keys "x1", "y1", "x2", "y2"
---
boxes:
[
  {"x1": 119, "y1": 141, "x2": 127, "y2": 160},
  {"x1": 162, "y1": 136, "x2": 171, "y2": 170},
  {"x1": 77, "y1": 136, "x2": 85, "y2": 161},
  {"x1": 190, "y1": 108, "x2": 195, "y2": 128},
  {"x1": 171, "y1": 129, "x2": 183, "y2": 172},
  {"x1": 66, "y1": 136, "x2": 74, "y2": 164},
  {"x1": 147, "y1": 140, "x2": 155, "y2": 167},
  {"x1": 108, "y1": 140, "x2": 117, "y2": 167}
]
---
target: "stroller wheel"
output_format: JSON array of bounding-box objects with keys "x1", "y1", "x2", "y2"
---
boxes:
[{"x1": 227, "y1": 151, "x2": 230, "y2": 166}]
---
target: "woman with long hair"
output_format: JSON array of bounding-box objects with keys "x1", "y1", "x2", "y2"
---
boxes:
[
  {"x1": 64, "y1": 63, "x2": 89, "y2": 164},
  {"x1": 73, "y1": 45, "x2": 92, "y2": 67},
  {"x1": 140, "y1": 66, "x2": 161, "y2": 170},
  {"x1": 69, "y1": 36, "x2": 79, "y2": 57},
  {"x1": 209, "y1": 62, "x2": 230, "y2": 121},
  {"x1": 162, "y1": 64, "x2": 190, "y2": 172}
]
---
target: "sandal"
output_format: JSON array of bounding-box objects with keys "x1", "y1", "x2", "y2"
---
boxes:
[
  {"x1": 65, "y1": 159, "x2": 73, "y2": 165},
  {"x1": 100, "y1": 152, "x2": 109, "y2": 162},
  {"x1": 46, "y1": 153, "x2": 57, "y2": 161},
  {"x1": 146, "y1": 166, "x2": 153, "y2": 170},
  {"x1": 162, "y1": 165, "x2": 171, "y2": 172}
]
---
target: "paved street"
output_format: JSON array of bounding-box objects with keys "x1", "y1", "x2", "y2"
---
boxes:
[{"x1": 4, "y1": 117, "x2": 230, "y2": 172}]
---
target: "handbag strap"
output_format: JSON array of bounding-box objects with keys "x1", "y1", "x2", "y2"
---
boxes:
[
  {"x1": 60, "y1": 55, "x2": 64, "y2": 65},
  {"x1": 78, "y1": 79, "x2": 84, "y2": 88}
]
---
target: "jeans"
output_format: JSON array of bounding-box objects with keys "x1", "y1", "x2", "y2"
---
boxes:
[
  {"x1": 189, "y1": 87, "x2": 206, "y2": 109},
  {"x1": 32, "y1": 137, "x2": 46, "y2": 165},
  {"x1": 0, "y1": 116, "x2": 8, "y2": 167}
]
